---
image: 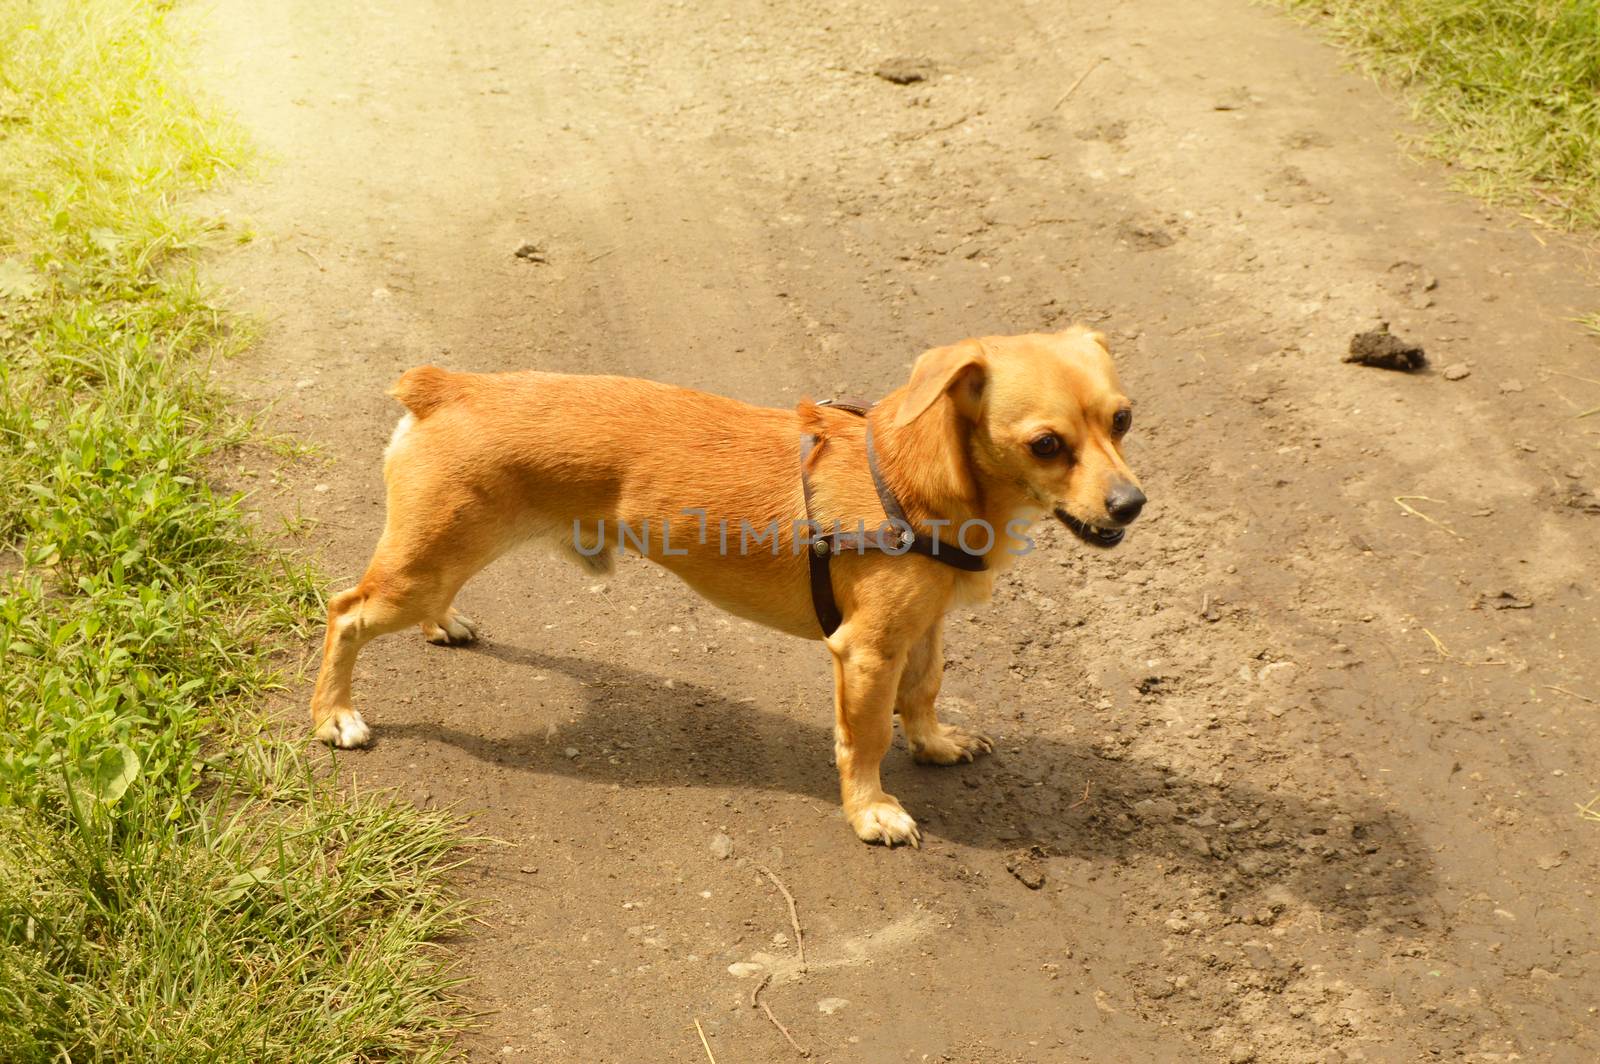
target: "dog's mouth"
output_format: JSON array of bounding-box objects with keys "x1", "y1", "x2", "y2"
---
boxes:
[{"x1": 1054, "y1": 508, "x2": 1127, "y2": 549}]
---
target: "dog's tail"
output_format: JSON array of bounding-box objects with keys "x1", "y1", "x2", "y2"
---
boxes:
[{"x1": 388, "y1": 365, "x2": 464, "y2": 419}]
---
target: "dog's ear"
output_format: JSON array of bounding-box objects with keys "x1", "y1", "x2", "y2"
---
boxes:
[{"x1": 892, "y1": 339, "x2": 988, "y2": 427}]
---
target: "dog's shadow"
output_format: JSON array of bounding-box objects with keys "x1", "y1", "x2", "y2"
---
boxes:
[{"x1": 385, "y1": 641, "x2": 1434, "y2": 932}]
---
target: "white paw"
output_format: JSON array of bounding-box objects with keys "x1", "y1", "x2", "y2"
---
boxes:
[
  {"x1": 849, "y1": 799, "x2": 921, "y2": 848},
  {"x1": 314, "y1": 708, "x2": 372, "y2": 749}
]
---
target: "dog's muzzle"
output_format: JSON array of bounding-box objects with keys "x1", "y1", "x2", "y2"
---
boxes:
[{"x1": 1055, "y1": 508, "x2": 1129, "y2": 549}]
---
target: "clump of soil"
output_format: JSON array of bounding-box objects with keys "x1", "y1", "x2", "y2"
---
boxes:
[
  {"x1": 874, "y1": 57, "x2": 930, "y2": 84},
  {"x1": 1345, "y1": 322, "x2": 1426, "y2": 371},
  {"x1": 1118, "y1": 222, "x2": 1175, "y2": 250}
]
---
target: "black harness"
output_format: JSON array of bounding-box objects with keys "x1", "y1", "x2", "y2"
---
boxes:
[{"x1": 799, "y1": 399, "x2": 987, "y2": 637}]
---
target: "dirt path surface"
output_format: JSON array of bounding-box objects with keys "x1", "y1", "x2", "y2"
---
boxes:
[{"x1": 197, "y1": 2, "x2": 1600, "y2": 1060}]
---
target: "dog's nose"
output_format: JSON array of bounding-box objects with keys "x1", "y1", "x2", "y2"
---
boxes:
[{"x1": 1105, "y1": 483, "x2": 1146, "y2": 524}]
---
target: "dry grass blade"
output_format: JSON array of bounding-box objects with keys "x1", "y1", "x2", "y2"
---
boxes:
[
  {"x1": 694, "y1": 1018, "x2": 717, "y2": 1063},
  {"x1": 1052, "y1": 57, "x2": 1105, "y2": 109},
  {"x1": 1394, "y1": 495, "x2": 1463, "y2": 539}
]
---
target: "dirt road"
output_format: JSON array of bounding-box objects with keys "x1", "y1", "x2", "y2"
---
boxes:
[{"x1": 197, "y1": 1, "x2": 1600, "y2": 1060}]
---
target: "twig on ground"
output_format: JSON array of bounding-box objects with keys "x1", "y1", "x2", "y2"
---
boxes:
[
  {"x1": 693, "y1": 1018, "x2": 717, "y2": 1063},
  {"x1": 1422, "y1": 628, "x2": 1507, "y2": 667},
  {"x1": 586, "y1": 247, "x2": 616, "y2": 264},
  {"x1": 1052, "y1": 57, "x2": 1105, "y2": 110},
  {"x1": 1069, "y1": 782, "x2": 1091, "y2": 809},
  {"x1": 1578, "y1": 795, "x2": 1600, "y2": 823},
  {"x1": 752, "y1": 974, "x2": 810, "y2": 1058},
  {"x1": 1546, "y1": 684, "x2": 1598, "y2": 705},
  {"x1": 1394, "y1": 495, "x2": 1463, "y2": 539},
  {"x1": 755, "y1": 864, "x2": 806, "y2": 972},
  {"x1": 896, "y1": 109, "x2": 982, "y2": 142},
  {"x1": 296, "y1": 245, "x2": 325, "y2": 271},
  {"x1": 1531, "y1": 187, "x2": 1577, "y2": 214}
]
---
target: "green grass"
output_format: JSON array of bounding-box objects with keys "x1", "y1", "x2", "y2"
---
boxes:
[
  {"x1": 0, "y1": 2, "x2": 466, "y2": 1059},
  {"x1": 1273, "y1": 0, "x2": 1600, "y2": 228}
]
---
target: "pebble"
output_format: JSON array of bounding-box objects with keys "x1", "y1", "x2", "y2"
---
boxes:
[
  {"x1": 1257, "y1": 662, "x2": 1298, "y2": 686},
  {"x1": 1442, "y1": 363, "x2": 1471, "y2": 381},
  {"x1": 709, "y1": 833, "x2": 734, "y2": 860},
  {"x1": 727, "y1": 962, "x2": 764, "y2": 978},
  {"x1": 564, "y1": 747, "x2": 579, "y2": 759},
  {"x1": 817, "y1": 997, "x2": 850, "y2": 1015}
]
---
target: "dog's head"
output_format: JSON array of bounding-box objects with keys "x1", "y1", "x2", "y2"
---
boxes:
[{"x1": 893, "y1": 327, "x2": 1144, "y2": 548}]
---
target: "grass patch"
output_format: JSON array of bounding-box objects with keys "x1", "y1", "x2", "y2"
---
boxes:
[
  {"x1": 1272, "y1": 0, "x2": 1600, "y2": 228},
  {"x1": 1, "y1": 2, "x2": 465, "y2": 1059}
]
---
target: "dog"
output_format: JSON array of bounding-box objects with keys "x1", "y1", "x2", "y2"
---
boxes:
[{"x1": 309, "y1": 327, "x2": 1144, "y2": 846}]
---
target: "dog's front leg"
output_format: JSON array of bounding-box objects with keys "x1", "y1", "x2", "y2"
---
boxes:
[
  {"x1": 831, "y1": 638, "x2": 919, "y2": 847},
  {"x1": 897, "y1": 623, "x2": 994, "y2": 765}
]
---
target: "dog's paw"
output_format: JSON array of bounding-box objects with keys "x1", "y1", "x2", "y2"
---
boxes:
[
  {"x1": 423, "y1": 611, "x2": 478, "y2": 646},
  {"x1": 910, "y1": 723, "x2": 994, "y2": 766},
  {"x1": 849, "y1": 798, "x2": 921, "y2": 848},
  {"x1": 314, "y1": 708, "x2": 372, "y2": 749}
]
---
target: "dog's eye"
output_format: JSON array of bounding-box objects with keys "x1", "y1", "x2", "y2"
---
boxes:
[
  {"x1": 1029, "y1": 433, "x2": 1063, "y2": 459},
  {"x1": 1112, "y1": 408, "x2": 1132, "y2": 435}
]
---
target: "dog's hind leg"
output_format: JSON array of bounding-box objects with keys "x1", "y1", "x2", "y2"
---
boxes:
[
  {"x1": 309, "y1": 494, "x2": 509, "y2": 747},
  {"x1": 310, "y1": 566, "x2": 442, "y2": 748},
  {"x1": 895, "y1": 622, "x2": 994, "y2": 765}
]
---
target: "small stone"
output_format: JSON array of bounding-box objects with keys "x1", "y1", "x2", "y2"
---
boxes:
[
  {"x1": 1257, "y1": 661, "x2": 1298, "y2": 686},
  {"x1": 1132, "y1": 797, "x2": 1179, "y2": 821},
  {"x1": 564, "y1": 747, "x2": 580, "y2": 759},
  {"x1": 727, "y1": 962, "x2": 764, "y2": 978},
  {"x1": 513, "y1": 241, "x2": 547, "y2": 263},
  {"x1": 519, "y1": 866, "x2": 537, "y2": 874},
  {"x1": 1442, "y1": 363, "x2": 1471, "y2": 381},
  {"x1": 709, "y1": 833, "x2": 734, "y2": 860},
  {"x1": 817, "y1": 997, "x2": 850, "y2": 1015},
  {"x1": 1537, "y1": 851, "x2": 1568, "y2": 871},
  {"x1": 1499, "y1": 378, "x2": 1525, "y2": 393},
  {"x1": 1175, "y1": 827, "x2": 1212, "y2": 856}
]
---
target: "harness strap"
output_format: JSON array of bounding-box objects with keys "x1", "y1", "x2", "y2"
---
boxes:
[{"x1": 801, "y1": 400, "x2": 988, "y2": 637}]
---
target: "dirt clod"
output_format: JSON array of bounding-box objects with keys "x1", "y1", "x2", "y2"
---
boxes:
[
  {"x1": 1119, "y1": 222, "x2": 1176, "y2": 250},
  {"x1": 873, "y1": 58, "x2": 930, "y2": 85},
  {"x1": 1345, "y1": 323, "x2": 1426, "y2": 371},
  {"x1": 1005, "y1": 846, "x2": 1048, "y2": 889},
  {"x1": 1442, "y1": 362, "x2": 1471, "y2": 381},
  {"x1": 513, "y1": 240, "x2": 547, "y2": 263}
]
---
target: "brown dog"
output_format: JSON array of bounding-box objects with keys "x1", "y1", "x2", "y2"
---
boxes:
[{"x1": 310, "y1": 327, "x2": 1144, "y2": 845}]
